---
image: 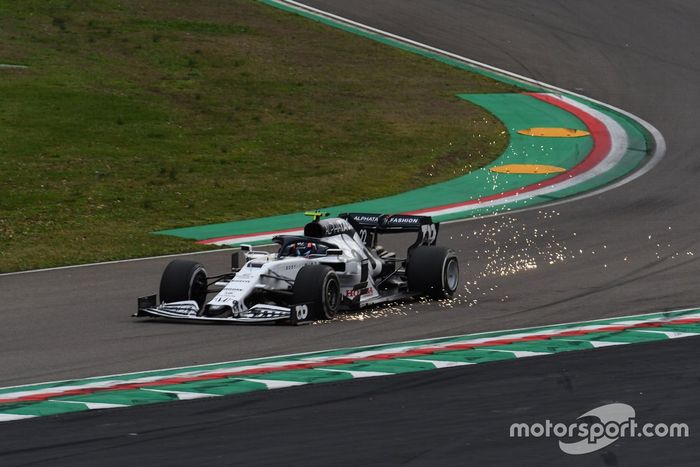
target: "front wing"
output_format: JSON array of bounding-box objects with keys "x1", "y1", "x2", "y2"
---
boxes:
[
  {"x1": 135, "y1": 288, "x2": 421, "y2": 324},
  {"x1": 134, "y1": 296, "x2": 313, "y2": 324}
]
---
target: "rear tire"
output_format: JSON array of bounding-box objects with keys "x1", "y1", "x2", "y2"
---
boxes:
[
  {"x1": 407, "y1": 246, "x2": 459, "y2": 299},
  {"x1": 159, "y1": 260, "x2": 208, "y2": 309},
  {"x1": 293, "y1": 265, "x2": 341, "y2": 320}
]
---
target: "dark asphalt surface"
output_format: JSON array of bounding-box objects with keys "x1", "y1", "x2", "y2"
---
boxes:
[
  {"x1": 1, "y1": 0, "x2": 698, "y2": 464},
  {"x1": 2, "y1": 335, "x2": 698, "y2": 466},
  {"x1": 2, "y1": 0, "x2": 698, "y2": 387}
]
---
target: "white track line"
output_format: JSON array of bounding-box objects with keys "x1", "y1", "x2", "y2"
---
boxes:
[{"x1": 0, "y1": 246, "x2": 236, "y2": 277}]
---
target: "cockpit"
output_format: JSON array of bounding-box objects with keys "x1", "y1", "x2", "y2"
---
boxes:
[{"x1": 275, "y1": 236, "x2": 338, "y2": 258}]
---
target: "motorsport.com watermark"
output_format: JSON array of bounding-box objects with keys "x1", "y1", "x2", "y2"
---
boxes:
[{"x1": 509, "y1": 403, "x2": 690, "y2": 455}]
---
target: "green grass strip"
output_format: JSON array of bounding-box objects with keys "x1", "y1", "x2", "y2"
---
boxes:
[
  {"x1": 0, "y1": 0, "x2": 515, "y2": 272},
  {"x1": 157, "y1": 93, "x2": 592, "y2": 241}
]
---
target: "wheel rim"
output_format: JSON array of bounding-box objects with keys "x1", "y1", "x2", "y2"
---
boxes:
[
  {"x1": 444, "y1": 258, "x2": 459, "y2": 292},
  {"x1": 190, "y1": 269, "x2": 208, "y2": 308},
  {"x1": 325, "y1": 276, "x2": 341, "y2": 313}
]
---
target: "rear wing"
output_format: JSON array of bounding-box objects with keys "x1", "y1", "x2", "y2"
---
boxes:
[{"x1": 340, "y1": 212, "x2": 439, "y2": 249}]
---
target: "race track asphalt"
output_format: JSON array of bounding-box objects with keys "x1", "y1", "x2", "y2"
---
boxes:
[
  {"x1": 1, "y1": 1, "x2": 699, "y2": 461},
  {"x1": 3, "y1": 0, "x2": 698, "y2": 387},
  {"x1": 2, "y1": 333, "x2": 698, "y2": 466}
]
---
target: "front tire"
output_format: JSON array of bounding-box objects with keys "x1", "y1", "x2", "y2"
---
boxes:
[
  {"x1": 159, "y1": 259, "x2": 208, "y2": 309},
  {"x1": 293, "y1": 265, "x2": 341, "y2": 320},
  {"x1": 407, "y1": 246, "x2": 459, "y2": 299}
]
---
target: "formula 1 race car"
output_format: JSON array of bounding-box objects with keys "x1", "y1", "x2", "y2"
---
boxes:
[{"x1": 135, "y1": 212, "x2": 459, "y2": 324}]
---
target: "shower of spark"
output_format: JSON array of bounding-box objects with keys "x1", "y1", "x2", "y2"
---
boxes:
[{"x1": 451, "y1": 210, "x2": 572, "y2": 279}]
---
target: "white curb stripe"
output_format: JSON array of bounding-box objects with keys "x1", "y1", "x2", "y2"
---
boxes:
[
  {"x1": 142, "y1": 389, "x2": 220, "y2": 400},
  {"x1": 399, "y1": 359, "x2": 474, "y2": 369},
  {"x1": 487, "y1": 350, "x2": 551, "y2": 358},
  {"x1": 560, "y1": 339, "x2": 628, "y2": 348},
  {"x1": 317, "y1": 369, "x2": 393, "y2": 378},
  {"x1": 634, "y1": 330, "x2": 700, "y2": 339},
  {"x1": 0, "y1": 414, "x2": 36, "y2": 422},
  {"x1": 586, "y1": 341, "x2": 629, "y2": 348},
  {"x1": 237, "y1": 379, "x2": 307, "y2": 390},
  {"x1": 50, "y1": 400, "x2": 128, "y2": 409}
]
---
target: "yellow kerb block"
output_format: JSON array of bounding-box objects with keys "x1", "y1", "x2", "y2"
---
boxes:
[
  {"x1": 490, "y1": 164, "x2": 567, "y2": 174},
  {"x1": 517, "y1": 128, "x2": 590, "y2": 137}
]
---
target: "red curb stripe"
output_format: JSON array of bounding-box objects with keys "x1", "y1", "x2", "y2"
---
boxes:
[
  {"x1": 666, "y1": 318, "x2": 700, "y2": 325},
  {"x1": 2, "y1": 316, "x2": 699, "y2": 405},
  {"x1": 557, "y1": 330, "x2": 592, "y2": 337},
  {"x1": 195, "y1": 93, "x2": 611, "y2": 245},
  {"x1": 408, "y1": 93, "x2": 611, "y2": 215}
]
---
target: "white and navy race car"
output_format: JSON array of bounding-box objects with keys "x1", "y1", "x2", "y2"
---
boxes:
[{"x1": 135, "y1": 212, "x2": 459, "y2": 324}]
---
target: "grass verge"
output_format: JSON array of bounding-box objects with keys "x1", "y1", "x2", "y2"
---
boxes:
[{"x1": 0, "y1": 0, "x2": 517, "y2": 272}]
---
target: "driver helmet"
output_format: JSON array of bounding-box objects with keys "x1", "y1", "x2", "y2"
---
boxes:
[{"x1": 295, "y1": 241, "x2": 317, "y2": 257}]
